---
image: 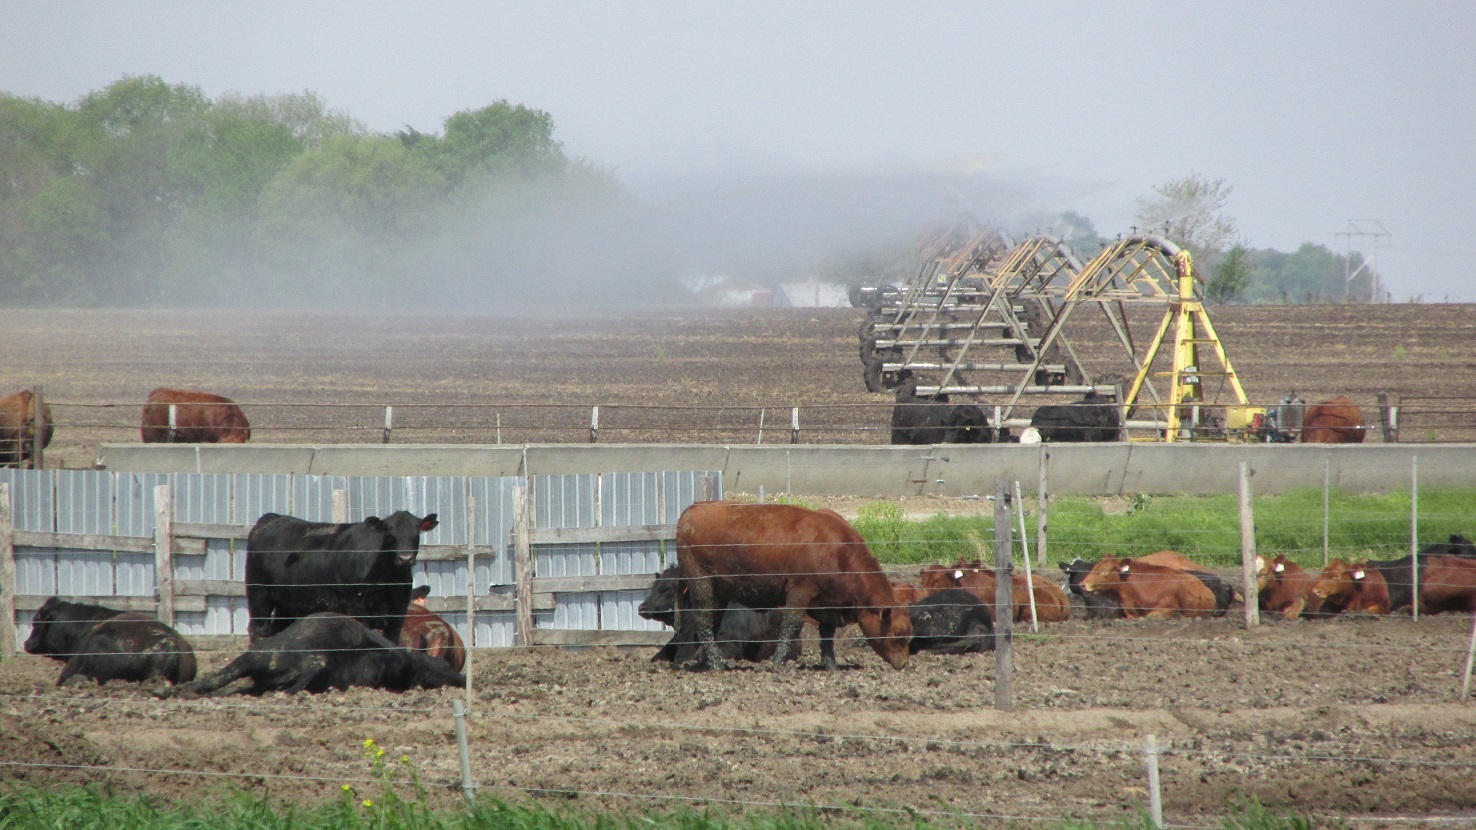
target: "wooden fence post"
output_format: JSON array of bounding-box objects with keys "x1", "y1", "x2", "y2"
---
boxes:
[
  {"x1": 993, "y1": 480, "x2": 1014, "y2": 710},
  {"x1": 513, "y1": 482, "x2": 534, "y2": 647},
  {"x1": 168, "y1": 403, "x2": 179, "y2": 443},
  {"x1": 1322, "y1": 458, "x2": 1331, "y2": 566},
  {"x1": 756, "y1": 408, "x2": 765, "y2": 445},
  {"x1": 1377, "y1": 392, "x2": 1396, "y2": 443},
  {"x1": 789, "y1": 407, "x2": 800, "y2": 444},
  {"x1": 589, "y1": 406, "x2": 599, "y2": 443},
  {"x1": 1239, "y1": 462, "x2": 1259, "y2": 628},
  {"x1": 1461, "y1": 614, "x2": 1476, "y2": 702},
  {"x1": 465, "y1": 493, "x2": 477, "y2": 705},
  {"x1": 1144, "y1": 734, "x2": 1164, "y2": 829},
  {"x1": 331, "y1": 489, "x2": 349, "y2": 523},
  {"x1": 1411, "y1": 455, "x2": 1420, "y2": 622},
  {"x1": 153, "y1": 484, "x2": 175, "y2": 627},
  {"x1": 698, "y1": 475, "x2": 717, "y2": 503},
  {"x1": 30, "y1": 386, "x2": 44, "y2": 469},
  {"x1": 382, "y1": 406, "x2": 394, "y2": 444},
  {"x1": 0, "y1": 483, "x2": 15, "y2": 659}
]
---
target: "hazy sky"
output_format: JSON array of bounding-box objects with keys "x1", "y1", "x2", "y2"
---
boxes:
[{"x1": 4, "y1": 1, "x2": 1472, "y2": 300}]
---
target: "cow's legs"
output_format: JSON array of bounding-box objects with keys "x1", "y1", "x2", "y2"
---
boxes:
[
  {"x1": 683, "y1": 577, "x2": 725, "y2": 671},
  {"x1": 817, "y1": 621, "x2": 840, "y2": 670},
  {"x1": 278, "y1": 657, "x2": 326, "y2": 694},
  {"x1": 770, "y1": 609, "x2": 806, "y2": 667},
  {"x1": 245, "y1": 592, "x2": 275, "y2": 643}
]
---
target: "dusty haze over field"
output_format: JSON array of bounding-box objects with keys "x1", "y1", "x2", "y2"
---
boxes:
[{"x1": 3, "y1": 1, "x2": 1473, "y2": 302}]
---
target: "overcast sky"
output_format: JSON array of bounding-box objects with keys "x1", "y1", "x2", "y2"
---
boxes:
[{"x1": 3, "y1": 1, "x2": 1472, "y2": 301}]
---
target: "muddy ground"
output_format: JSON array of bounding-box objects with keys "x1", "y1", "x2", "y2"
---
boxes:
[
  {"x1": 3, "y1": 606, "x2": 1475, "y2": 828},
  {"x1": 2, "y1": 305, "x2": 1476, "y2": 826}
]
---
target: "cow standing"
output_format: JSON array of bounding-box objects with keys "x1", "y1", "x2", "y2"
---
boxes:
[
  {"x1": 141, "y1": 388, "x2": 251, "y2": 444},
  {"x1": 675, "y1": 502, "x2": 912, "y2": 671},
  {"x1": 245, "y1": 511, "x2": 439, "y2": 644},
  {"x1": 24, "y1": 598, "x2": 196, "y2": 686},
  {"x1": 172, "y1": 613, "x2": 464, "y2": 696},
  {"x1": 1300, "y1": 396, "x2": 1365, "y2": 444},
  {"x1": 0, "y1": 389, "x2": 53, "y2": 467}
]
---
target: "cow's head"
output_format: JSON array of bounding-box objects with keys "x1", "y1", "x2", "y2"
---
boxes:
[
  {"x1": 1312, "y1": 559, "x2": 1355, "y2": 601},
  {"x1": 373, "y1": 511, "x2": 440, "y2": 567},
  {"x1": 859, "y1": 605, "x2": 912, "y2": 670},
  {"x1": 22, "y1": 596, "x2": 63, "y2": 655},
  {"x1": 1080, "y1": 557, "x2": 1127, "y2": 592}
]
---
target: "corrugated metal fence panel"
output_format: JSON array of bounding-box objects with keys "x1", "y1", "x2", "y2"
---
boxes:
[
  {"x1": 14, "y1": 549, "x2": 56, "y2": 598},
  {"x1": 171, "y1": 473, "x2": 233, "y2": 525},
  {"x1": 601, "y1": 472, "x2": 662, "y2": 528},
  {"x1": 662, "y1": 470, "x2": 723, "y2": 524},
  {"x1": 115, "y1": 473, "x2": 165, "y2": 538},
  {"x1": 231, "y1": 473, "x2": 294, "y2": 526},
  {"x1": 293, "y1": 475, "x2": 350, "y2": 523},
  {"x1": 533, "y1": 473, "x2": 598, "y2": 631},
  {"x1": 470, "y1": 477, "x2": 516, "y2": 649},
  {"x1": 54, "y1": 471, "x2": 114, "y2": 535},
  {"x1": 5, "y1": 469, "x2": 56, "y2": 532}
]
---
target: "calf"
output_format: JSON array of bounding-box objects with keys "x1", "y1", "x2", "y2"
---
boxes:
[
  {"x1": 906, "y1": 588, "x2": 994, "y2": 654},
  {"x1": 1080, "y1": 557, "x2": 1216, "y2": 618},
  {"x1": 25, "y1": 598, "x2": 196, "y2": 685},
  {"x1": 1300, "y1": 396, "x2": 1365, "y2": 444},
  {"x1": 1060, "y1": 558, "x2": 1124, "y2": 619},
  {"x1": 1313, "y1": 559, "x2": 1393, "y2": 615},
  {"x1": 925, "y1": 560, "x2": 1070, "y2": 623},
  {"x1": 638, "y1": 566, "x2": 800, "y2": 664},
  {"x1": 1256, "y1": 555, "x2": 1323, "y2": 620},
  {"x1": 398, "y1": 586, "x2": 466, "y2": 672},
  {"x1": 0, "y1": 388, "x2": 53, "y2": 468},
  {"x1": 172, "y1": 613, "x2": 465, "y2": 696},
  {"x1": 676, "y1": 502, "x2": 912, "y2": 671}
]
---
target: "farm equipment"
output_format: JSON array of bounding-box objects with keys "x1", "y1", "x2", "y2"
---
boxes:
[{"x1": 857, "y1": 227, "x2": 1258, "y2": 442}]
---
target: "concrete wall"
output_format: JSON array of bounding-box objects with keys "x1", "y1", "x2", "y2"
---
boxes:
[{"x1": 95, "y1": 442, "x2": 1476, "y2": 496}]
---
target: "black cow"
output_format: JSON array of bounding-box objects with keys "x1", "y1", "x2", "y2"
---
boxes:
[
  {"x1": 170, "y1": 613, "x2": 465, "y2": 696},
  {"x1": 24, "y1": 598, "x2": 196, "y2": 686},
  {"x1": 638, "y1": 566, "x2": 800, "y2": 664},
  {"x1": 1192, "y1": 570, "x2": 1236, "y2": 616},
  {"x1": 244, "y1": 511, "x2": 438, "y2": 643},
  {"x1": 1422, "y1": 534, "x2": 1476, "y2": 559},
  {"x1": 1030, "y1": 391, "x2": 1121, "y2": 442},
  {"x1": 892, "y1": 393, "x2": 1001, "y2": 445},
  {"x1": 906, "y1": 589, "x2": 994, "y2": 654},
  {"x1": 1059, "y1": 559, "x2": 1124, "y2": 619}
]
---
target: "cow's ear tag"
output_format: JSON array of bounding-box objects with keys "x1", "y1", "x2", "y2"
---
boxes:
[
  {"x1": 419, "y1": 513, "x2": 439, "y2": 533},
  {"x1": 1274, "y1": 562, "x2": 1285, "y2": 573},
  {"x1": 1119, "y1": 563, "x2": 1131, "y2": 573},
  {"x1": 953, "y1": 570, "x2": 963, "y2": 579},
  {"x1": 1255, "y1": 556, "x2": 1265, "y2": 571},
  {"x1": 1353, "y1": 570, "x2": 1366, "y2": 580}
]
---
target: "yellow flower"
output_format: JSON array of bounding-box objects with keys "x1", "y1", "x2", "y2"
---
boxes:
[
  {"x1": 362, "y1": 799, "x2": 374, "y2": 808},
  {"x1": 341, "y1": 784, "x2": 352, "y2": 793},
  {"x1": 363, "y1": 738, "x2": 376, "y2": 749},
  {"x1": 400, "y1": 755, "x2": 410, "y2": 764},
  {"x1": 375, "y1": 748, "x2": 386, "y2": 759}
]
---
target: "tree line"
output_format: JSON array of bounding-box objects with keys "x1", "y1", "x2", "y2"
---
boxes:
[{"x1": 0, "y1": 75, "x2": 625, "y2": 309}]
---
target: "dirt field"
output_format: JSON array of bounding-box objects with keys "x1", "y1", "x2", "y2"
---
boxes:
[
  {"x1": 3, "y1": 305, "x2": 1476, "y2": 826},
  {"x1": 3, "y1": 303, "x2": 1476, "y2": 467}
]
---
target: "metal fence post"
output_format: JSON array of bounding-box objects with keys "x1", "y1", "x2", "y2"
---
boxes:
[
  {"x1": 465, "y1": 493, "x2": 477, "y2": 705},
  {"x1": 993, "y1": 480, "x2": 1014, "y2": 710},
  {"x1": 453, "y1": 699, "x2": 477, "y2": 807},
  {"x1": 1239, "y1": 461, "x2": 1259, "y2": 628},
  {"x1": 1411, "y1": 455, "x2": 1420, "y2": 622},
  {"x1": 1144, "y1": 734, "x2": 1164, "y2": 829},
  {"x1": 1036, "y1": 448, "x2": 1049, "y2": 567}
]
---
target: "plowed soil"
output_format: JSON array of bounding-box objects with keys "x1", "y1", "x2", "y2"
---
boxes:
[{"x1": 2, "y1": 305, "x2": 1476, "y2": 826}]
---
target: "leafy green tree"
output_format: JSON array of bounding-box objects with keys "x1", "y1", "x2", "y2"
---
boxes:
[
  {"x1": 1135, "y1": 172, "x2": 1238, "y2": 256},
  {"x1": 1205, "y1": 243, "x2": 1251, "y2": 304}
]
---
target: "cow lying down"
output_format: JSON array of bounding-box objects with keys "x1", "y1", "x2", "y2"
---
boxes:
[
  {"x1": 169, "y1": 613, "x2": 465, "y2": 697},
  {"x1": 24, "y1": 597, "x2": 196, "y2": 686},
  {"x1": 904, "y1": 588, "x2": 994, "y2": 654},
  {"x1": 638, "y1": 566, "x2": 801, "y2": 664}
]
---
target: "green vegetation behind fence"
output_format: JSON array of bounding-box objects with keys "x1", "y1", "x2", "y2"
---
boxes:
[{"x1": 852, "y1": 487, "x2": 1476, "y2": 569}]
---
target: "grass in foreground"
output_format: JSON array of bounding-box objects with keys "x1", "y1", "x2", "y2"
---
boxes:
[
  {"x1": 850, "y1": 487, "x2": 1476, "y2": 569},
  {"x1": 0, "y1": 788, "x2": 1320, "y2": 830}
]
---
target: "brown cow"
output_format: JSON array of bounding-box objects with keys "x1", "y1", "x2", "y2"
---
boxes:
[
  {"x1": 141, "y1": 388, "x2": 251, "y2": 444},
  {"x1": 398, "y1": 586, "x2": 467, "y2": 672},
  {"x1": 1256, "y1": 554, "x2": 1323, "y2": 620},
  {"x1": 675, "y1": 501, "x2": 912, "y2": 671},
  {"x1": 1416, "y1": 556, "x2": 1476, "y2": 615},
  {"x1": 1301, "y1": 396, "x2": 1365, "y2": 444},
  {"x1": 0, "y1": 389, "x2": 54, "y2": 467},
  {"x1": 1312, "y1": 559, "x2": 1392, "y2": 615},
  {"x1": 1080, "y1": 557, "x2": 1216, "y2": 618},
  {"x1": 890, "y1": 581, "x2": 924, "y2": 607},
  {"x1": 921, "y1": 560, "x2": 1070, "y2": 623}
]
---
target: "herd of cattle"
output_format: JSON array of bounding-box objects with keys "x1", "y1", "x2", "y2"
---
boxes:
[
  {"x1": 890, "y1": 386, "x2": 1368, "y2": 445},
  {"x1": 0, "y1": 387, "x2": 249, "y2": 466},
  {"x1": 18, "y1": 502, "x2": 1476, "y2": 690}
]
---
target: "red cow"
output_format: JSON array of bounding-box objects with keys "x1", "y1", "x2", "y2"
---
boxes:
[
  {"x1": 1312, "y1": 559, "x2": 1392, "y2": 615},
  {"x1": 890, "y1": 581, "x2": 924, "y2": 607},
  {"x1": 675, "y1": 501, "x2": 912, "y2": 671},
  {"x1": 1080, "y1": 557, "x2": 1216, "y2": 618},
  {"x1": 1301, "y1": 396, "x2": 1366, "y2": 444},
  {"x1": 1416, "y1": 556, "x2": 1476, "y2": 615},
  {"x1": 1256, "y1": 554, "x2": 1323, "y2": 620},
  {"x1": 141, "y1": 388, "x2": 251, "y2": 444},
  {"x1": 920, "y1": 560, "x2": 1070, "y2": 623},
  {"x1": 398, "y1": 586, "x2": 467, "y2": 672},
  {"x1": 0, "y1": 389, "x2": 54, "y2": 467}
]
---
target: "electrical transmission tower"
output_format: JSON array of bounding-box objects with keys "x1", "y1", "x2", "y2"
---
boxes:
[{"x1": 1335, "y1": 220, "x2": 1390, "y2": 302}]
